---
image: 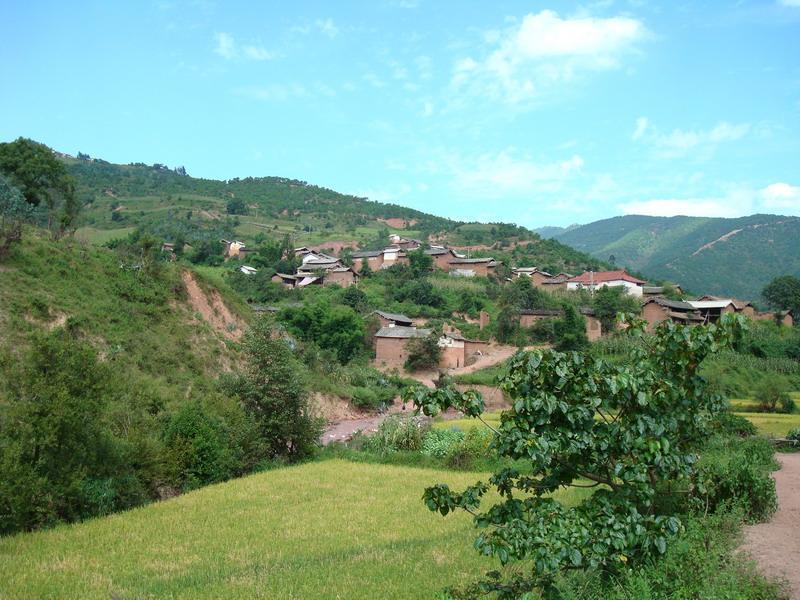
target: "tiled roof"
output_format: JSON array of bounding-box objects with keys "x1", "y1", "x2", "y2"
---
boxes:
[
  {"x1": 374, "y1": 310, "x2": 413, "y2": 323},
  {"x1": 374, "y1": 326, "x2": 431, "y2": 338},
  {"x1": 568, "y1": 270, "x2": 647, "y2": 285},
  {"x1": 351, "y1": 250, "x2": 383, "y2": 258},
  {"x1": 449, "y1": 257, "x2": 496, "y2": 264},
  {"x1": 644, "y1": 297, "x2": 696, "y2": 311}
]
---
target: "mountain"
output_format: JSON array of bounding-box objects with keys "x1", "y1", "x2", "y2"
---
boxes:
[
  {"x1": 533, "y1": 224, "x2": 582, "y2": 239},
  {"x1": 61, "y1": 152, "x2": 605, "y2": 274},
  {"x1": 551, "y1": 214, "x2": 800, "y2": 299}
]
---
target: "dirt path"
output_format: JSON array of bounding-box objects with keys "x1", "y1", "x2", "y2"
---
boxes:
[{"x1": 741, "y1": 452, "x2": 800, "y2": 598}]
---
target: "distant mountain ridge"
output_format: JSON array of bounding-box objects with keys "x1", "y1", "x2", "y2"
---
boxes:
[{"x1": 549, "y1": 214, "x2": 800, "y2": 299}]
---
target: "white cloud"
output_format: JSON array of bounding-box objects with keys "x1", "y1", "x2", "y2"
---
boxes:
[
  {"x1": 214, "y1": 33, "x2": 273, "y2": 61},
  {"x1": 445, "y1": 148, "x2": 584, "y2": 197},
  {"x1": 316, "y1": 18, "x2": 339, "y2": 38},
  {"x1": 452, "y1": 10, "x2": 647, "y2": 104},
  {"x1": 214, "y1": 32, "x2": 236, "y2": 59},
  {"x1": 761, "y1": 182, "x2": 800, "y2": 210},
  {"x1": 633, "y1": 119, "x2": 751, "y2": 159},
  {"x1": 422, "y1": 101, "x2": 434, "y2": 117},
  {"x1": 632, "y1": 116, "x2": 649, "y2": 140},
  {"x1": 779, "y1": 0, "x2": 800, "y2": 7}
]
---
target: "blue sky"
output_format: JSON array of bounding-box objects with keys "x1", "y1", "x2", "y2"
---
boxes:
[{"x1": 2, "y1": 1, "x2": 799, "y2": 227}]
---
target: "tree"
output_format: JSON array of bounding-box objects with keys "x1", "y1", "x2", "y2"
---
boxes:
[
  {"x1": 226, "y1": 197, "x2": 247, "y2": 215},
  {"x1": 762, "y1": 275, "x2": 800, "y2": 320},
  {"x1": 0, "y1": 174, "x2": 34, "y2": 258},
  {"x1": 553, "y1": 304, "x2": 587, "y2": 350},
  {"x1": 0, "y1": 138, "x2": 79, "y2": 237},
  {"x1": 408, "y1": 248, "x2": 434, "y2": 277},
  {"x1": 403, "y1": 314, "x2": 746, "y2": 596},
  {"x1": 592, "y1": 285, "x2": 641, "y2": 333},
  {"x1": 280, "y1": 301, "x2": 366, "y2": 363},
  {"x1": 405, "y1": 332, "x2": 443, "y2": 372},
  {"x1": 0, "y1": 330, "x2": 135, "y2": 533},
  {"x1": 221, "y1": 318, "x2": 322, "y2": 460}
]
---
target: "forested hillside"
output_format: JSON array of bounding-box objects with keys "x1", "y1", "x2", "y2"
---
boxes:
[
  {"x1": 63, "y1": 151, "x2": 604, "y2": 275},
  {"x1": 548, "y1": 214, "x2": 800, "y2": 299}
]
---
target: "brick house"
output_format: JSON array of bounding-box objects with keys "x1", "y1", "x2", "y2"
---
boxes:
[
  {"x1": 425, "y1": 247, "x2": 462, "y2": 270},
  {"x1": 685, "y1": 299, "x2": 738, "y2": 323},
  {"x1": 448, "y1": 257, "x2": 499, "y2": 277},
  {"x1": 540, "y1": 273, "x2": 573, "y2": 291},
  {"x1": 641, "y1": 298, "x2": 704, "y2": 331},
  {"x1": 351, "y1": 250, "x2": 384, "y2": 272},
  {"x1": 512, "y1": 267, "x2": 554, "y2": 286},
  {"x1": 696, "y1": 295, "x2": 755, "y2": 317},
  {"x1": 374, "y1": 325, "x2": 431, "y2": 366},
  {"x1": 566, "y1": 270, "x2": 647, "y2": 296},
  {"x1": 437, "y1": 330, "x2": 489, "y2": 369}
]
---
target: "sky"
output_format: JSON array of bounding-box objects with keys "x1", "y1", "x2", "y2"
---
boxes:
[{"x1": 1, "y1": 1, "x2": 799, "y2": 227}]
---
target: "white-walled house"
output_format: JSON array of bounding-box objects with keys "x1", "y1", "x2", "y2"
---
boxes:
[{"x1": 566, "y1": 270, "x2": 647, "y2": 297}]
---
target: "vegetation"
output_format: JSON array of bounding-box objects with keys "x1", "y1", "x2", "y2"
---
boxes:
[
  {"x1": 551, "y1": 213, "x2": 800, "y2": 299},
  {"x1": 762, "y1": 274, "x2": 800, "y2": 318},
  {"x1": 0, "y1": 138, "x2": 80, "y2": 239},
  {"x1": 403, "y1": 315, "x2": 750, "y2": 595},
  {"x1": 405, "y1": 331, "x2": 443, "y2": 372}
]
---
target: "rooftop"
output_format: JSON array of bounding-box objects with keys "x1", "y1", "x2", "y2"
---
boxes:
[
  {"x1": 568, "y1": 270, "x2": 647, "y2": 285},
  {"x1": 374, "y1": 326, "x2": 431, "y2": 339},
  {"x1": 374, "y1": 310, "x2": 413, "y2": 324}
]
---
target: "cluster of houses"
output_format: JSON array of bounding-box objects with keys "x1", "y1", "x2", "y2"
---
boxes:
[
  {"x1": 511, "y1": 266, "x2": 793, "y2": 330},
  {"x1": 220, "y1": 235, "x2": 792, "y2": 359},
  {"x1": 373, "y1": 310, "x2": 490, "y2": 369}
]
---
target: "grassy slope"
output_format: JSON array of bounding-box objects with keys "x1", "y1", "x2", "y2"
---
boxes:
[
  {"x1": 0, "y1": 230, "x2": 249, "y2": 402},
  {"x1": 554, "y1": 214, "x2": 800, "y2": 298},
  {"x1": 64, "y1": 156, "x2": 605, "y2": 273},
  {"x1": 0, "y1": 460, "x2": 589, "y2": 599}
]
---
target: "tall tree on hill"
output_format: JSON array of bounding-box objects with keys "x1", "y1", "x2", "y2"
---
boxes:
[
  {"x1": 762, "y1": 275, "x2": 800, "y2": 321},
  {"x1": 0, "y1": 138, "x2": 79, "y2": 237},
  {"x1": 221, "y1": 318, "x2": 322, "y2": 460},
  {"x1": 0, "y1": 174, "x2": 34, "y2": 258}
]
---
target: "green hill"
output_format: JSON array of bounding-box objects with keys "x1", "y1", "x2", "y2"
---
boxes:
[
  {"x1": 550, "y1": 214, "x2": 800, "y2": 299},
  {"x1": 62, "y1": 152, "x2": 604, "y2": 274}
]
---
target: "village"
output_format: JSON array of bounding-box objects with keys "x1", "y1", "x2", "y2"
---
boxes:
[{"x1": 217, "y1": 233, "x2": 794, "y2": 373}]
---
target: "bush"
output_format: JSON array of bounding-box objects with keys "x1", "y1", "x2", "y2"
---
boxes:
[
  {"x1": 405, "y1": 332, "x2": 442, "y2": 372},
  {"x1": 787, "y1": 427, "x2": 800, "y2": 442},
  {"x1": 694, "y1": 436, "x2": 778, "y2": 523},
  {"x1": 365, "y1": 415, "x2": 428, "y2": 454},
  {"x1": 163, "y1": 401, "x2": 236, "y2": 490},
  {"x1": 712, "y1": 411, "x2": 757, "y2": 438},
  {"x1": 754, "y1": 379, "x2": 794, "y2": 413},
  {"x1": 446, "y1": 427, "x2": 493, "y2": 470},
  {"x1": 421, "y1": 428, "x2": 465, "y2": 458}
]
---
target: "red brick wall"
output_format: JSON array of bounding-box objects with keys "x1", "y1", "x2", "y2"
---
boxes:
[
  {"x1": 641, "y1": 302, "x2": 667, "y2": 332},
  {"x1": 325, "y1": 270, "x2": 356, "y2": 287},
  {"x1": 375, "y1": 337, "x2": 411, "y2": 365}
]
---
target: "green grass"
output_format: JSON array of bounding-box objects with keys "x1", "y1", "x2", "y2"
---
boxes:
[
  {"x1": 0, "y1": 460, "x2": 589, "y2": 599},
  {"x1": 74, "y1": 226, "x2": 135, "y2": 245},
  {"x1": 734, "y1": 411, "x2": 800, "y2": 438}
]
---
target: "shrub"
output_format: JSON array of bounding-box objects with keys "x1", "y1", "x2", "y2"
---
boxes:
[
  {"x1": 163, "y1": 401, "x2": 235, "y2": 490},
  {"x1": 404, "y1": 332, "x2": 442, "y2": 372},
  {"x1": 446, "y1": 427, "x2": 493, "y2": 470},
  {"x1": 694, "y1": 436, "x2": 778, "y2": 523},
  {"x1": 422, "y1": 428, "x2": 464, "y2": 458},
  {"x1": 754, "y1": 379, "x2": 794, "y2": 413},
  {"x1": 712, "y1": 411, "x2": 757, "y2": 437},
  {"x1": 351, "y1": 387, "x2": 379, "y2": 409},
  {"x1": 365, "y1": 415, "x2": 428, "y2": 453},
  {"x1": 787, "y1": 428, "x2": 800, "y2": 442}
]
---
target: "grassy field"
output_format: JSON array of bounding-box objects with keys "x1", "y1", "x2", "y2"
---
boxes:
[
  {"x1": 74, "y1": 226, "x2": 135, "y2": 245},
  {"x1": 0, "y1": 460, "x2": 589, "y2": 599},
  {"x1": 435, "y1": 407, "x2": 800, "y2": 439}
]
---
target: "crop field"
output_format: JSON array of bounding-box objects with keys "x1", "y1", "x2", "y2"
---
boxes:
[
  {"x1": 0, "y1": 460, "x2": 589, "y2": 599},
  {"x1": 435, "y1": 406, "x2": 800, "y2": 439}
]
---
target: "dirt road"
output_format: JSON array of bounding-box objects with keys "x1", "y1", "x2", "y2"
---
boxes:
[{"x1": 741, "y1": 452, "x2": 800, "y2": 599}]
